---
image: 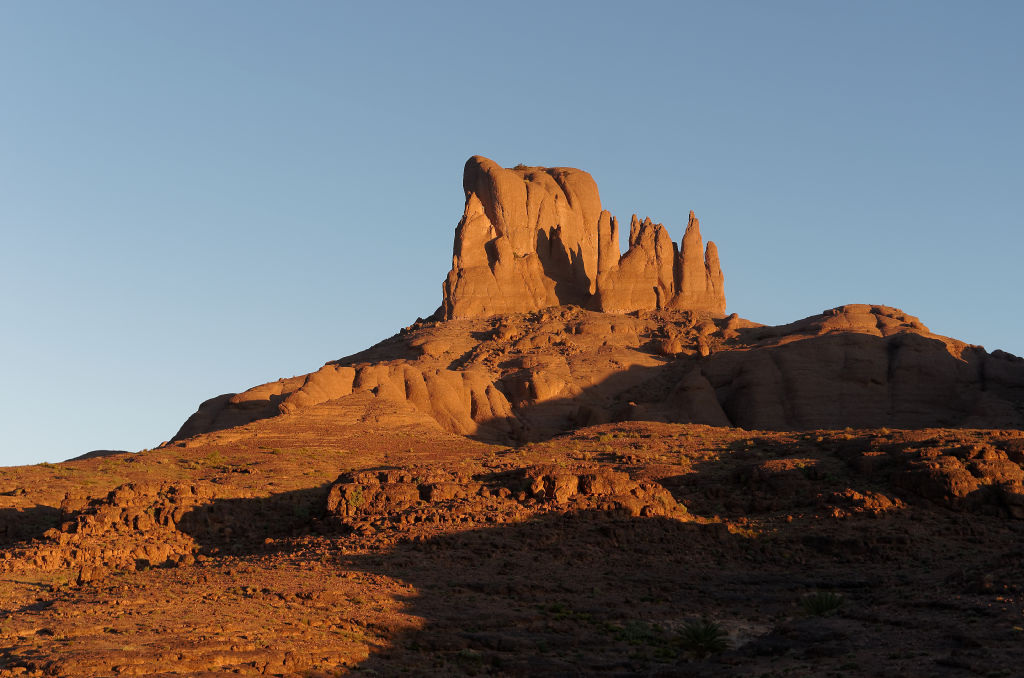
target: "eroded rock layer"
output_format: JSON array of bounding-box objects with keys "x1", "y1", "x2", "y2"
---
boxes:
[
  {"x1": 441, "y1": 156, "x2": 725, "y2": 319},
  {"x1": 172, "y1": 304, "x2": 1024, "y2": 444}
]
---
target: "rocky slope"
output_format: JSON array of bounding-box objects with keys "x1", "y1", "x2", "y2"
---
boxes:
[
  {"x1": 2, "y1": 422, "x2": 1023, "y2": 676},
  {"x1": 173, "y1": 156, "x2": 1024, "y2": 445},
  {"x1": 173, "y1": 304, "x2": 1024, "y2": 444}
]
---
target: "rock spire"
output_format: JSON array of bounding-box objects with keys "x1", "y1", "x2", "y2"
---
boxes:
[{"x1": 441, "y1": 156, "x2": 725, "y2": 319}]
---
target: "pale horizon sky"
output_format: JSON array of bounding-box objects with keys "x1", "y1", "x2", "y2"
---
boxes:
[{"x1": 2, "y1": 2, "x2": 1021, "y2": 465}]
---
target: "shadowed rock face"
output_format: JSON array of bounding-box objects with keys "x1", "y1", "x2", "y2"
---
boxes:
[{"x1": 441, "y1": 156, "x2": 725, "y2": 319}]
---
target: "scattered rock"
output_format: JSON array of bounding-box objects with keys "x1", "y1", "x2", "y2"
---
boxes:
[{"x1": 326, "y1": 463, "x2": 686, "y2": 530}]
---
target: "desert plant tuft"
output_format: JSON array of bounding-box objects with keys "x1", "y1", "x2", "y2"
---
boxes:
[
  {"x1": 677, "y1": 618, "x2": 729, "y2": 658},
  {"x1": 801, "y1": 591, "x2": 844, "y2": 616}
]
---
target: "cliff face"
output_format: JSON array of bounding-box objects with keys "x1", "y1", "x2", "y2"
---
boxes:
[{"x1": 441, "y1": 156, "x2": 725, "y2": 319}]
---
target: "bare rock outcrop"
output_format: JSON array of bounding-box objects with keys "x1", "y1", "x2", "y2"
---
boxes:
[
  {"x1": 172, "y1": 304, "x2": 1024, "y2": 446},
  {"x1": 441, "y1": 156, "x2": 726, "y2": 319},
  {"x1": 595, "y1": 211, "x2": 725, "y2": 314},
  {"x1": 695, "y1": 305, "x2": 1024, "y2": 431},
  {"x1": 0, "y1": 482, "x2": 208, "y2": 574},
  {"x1": 326, "y1": 463, "x2": 685, "y2": 536},
  {"x1": 165, "y1": 158, "x2": 1024, "y2": 445}
]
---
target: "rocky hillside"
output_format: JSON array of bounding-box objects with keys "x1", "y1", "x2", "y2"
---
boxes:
[
  {"x1": 2, "y1": 421, "x2": 1023, "y2": 676},
  {"x1": 172, "y1": 157, "x2": 1024, "y2": 446},
  {"x1": 174, "y1": 304, "x2": 1024, "y2": 443}
]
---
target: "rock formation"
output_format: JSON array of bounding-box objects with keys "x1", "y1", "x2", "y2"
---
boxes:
[
  {"x1": 172, "y1": 304, "x2": 1024, "y2": 444},
  {"x1": 9, "y1": 157, "x2": 1024, "y2": 678},
  {"x1": 441, "y1": 156, "x2": 725, "y2": 319},
  {"x1": 167, "y1": 157, "x2": 1024, "y2": 444}
]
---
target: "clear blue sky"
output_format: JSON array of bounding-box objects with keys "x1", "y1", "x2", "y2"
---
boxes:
[{"x1": 1, "y1": 2, "x2": 1021, "y2": 465}]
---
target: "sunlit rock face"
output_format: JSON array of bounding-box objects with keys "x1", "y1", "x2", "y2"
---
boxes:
[{"x1": 441, "y1": 156, "x2": 726, "y2": 320}]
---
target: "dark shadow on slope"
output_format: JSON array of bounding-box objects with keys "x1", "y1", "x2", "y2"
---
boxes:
[
  {"x1": 0, "y1": 506, "x2": 62, "y2": 547},
  {"x1": 341, "y1": 506, "x2": 1024, "y2": 677},
  {"x1": 170, "y1": 393, "x2": 288, "y2": 442},
  {"x1": 175, "y1": 484, "x2": 334, "y2": 556},
  {"x1": 662, "y1": 431, "x2": 1024, "y2": 523},
  {"x1": 468, "y1": 332, "x2": 1024, "y2": 445},
  {"x1": 492, "y1": 361, "x2": 681, "y2": 443},
  {"x1": 156, "y1": 435, "x2": 1024, "y2": 675},
  {"x1": 64, "y1": 449, "x2": 132, "y2": 462}
]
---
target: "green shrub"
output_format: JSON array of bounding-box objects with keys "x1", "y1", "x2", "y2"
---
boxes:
[
  {"x1": 204, "y1": 450, "x2": 227, "y2": 468},
  {"x1": 677, "y1": 619, "x2": 729, "y2": 658},
  {"x1": 346, "y1": 486, "x2": 365, "y2": 508},
  {"x1": 801, "y1": 591, "x2": 844, "y2": 616}
]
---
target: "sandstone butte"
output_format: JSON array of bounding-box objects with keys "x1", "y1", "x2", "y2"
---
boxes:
[
  {"x1": 3, "y1": 156, "x2": 1024, "y2": 678},
  {"x1": 171, "y1": 156, "x2": 1024, "y2": 444},
  {"x1": 442, "y1": 155, "x2": 725, "y2": 319}
]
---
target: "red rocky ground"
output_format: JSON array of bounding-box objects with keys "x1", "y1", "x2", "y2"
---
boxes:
[{"x1": 1, "y1": 413, "x2": 1022, "y2": 677}]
